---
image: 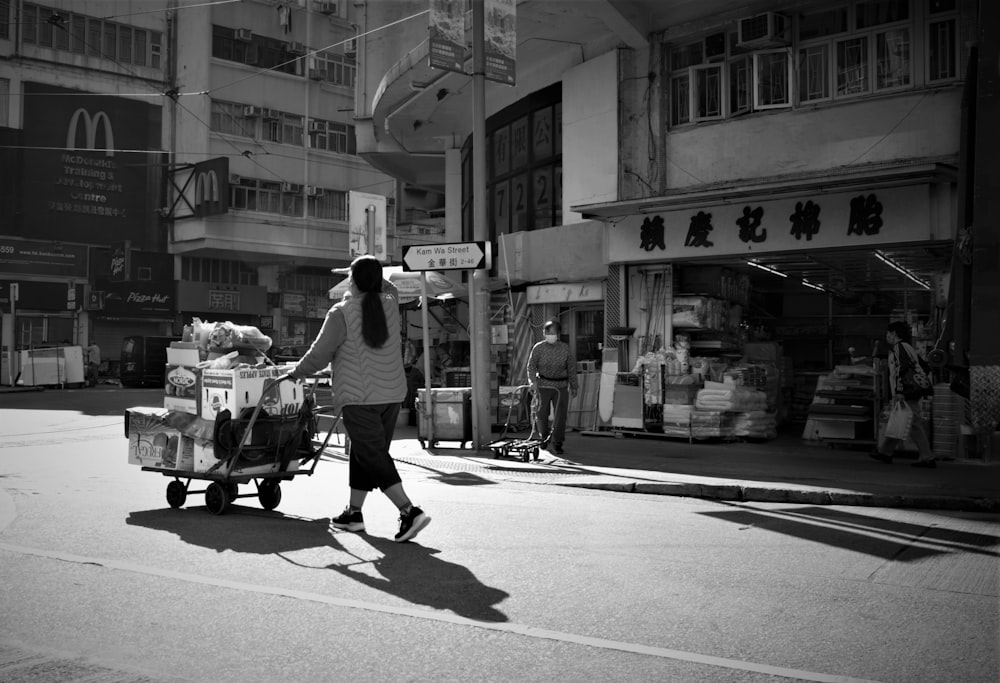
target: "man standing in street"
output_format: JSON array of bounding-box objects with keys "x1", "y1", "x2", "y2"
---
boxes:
[
  {"x1": 85, "y1": 339, "x2": 101, "y2": 387},
  {"x1": 526, "y1": 320, "x2": 578, "y2": 455}
]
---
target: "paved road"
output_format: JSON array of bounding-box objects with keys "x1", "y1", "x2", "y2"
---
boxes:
[{"x1": 1, "y1": 389, "x2": 997, "y2": 682}]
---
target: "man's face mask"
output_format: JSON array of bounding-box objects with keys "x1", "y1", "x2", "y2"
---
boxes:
[{"x1": 544, "y1": 334, "x2": 558, "y2": 344}]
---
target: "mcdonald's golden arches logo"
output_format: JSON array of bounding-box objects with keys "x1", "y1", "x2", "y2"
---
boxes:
[{"x1": 66, "y1": 108, "x2": 115, "y2": 157}]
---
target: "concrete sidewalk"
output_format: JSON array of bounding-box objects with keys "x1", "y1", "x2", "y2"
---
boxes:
[
  {"x1": 385, "y1": 425, "x2": 1000, "y2": 513},
  {"x1": 5, "y1": 383, "x2": 995, "y2": 512}
]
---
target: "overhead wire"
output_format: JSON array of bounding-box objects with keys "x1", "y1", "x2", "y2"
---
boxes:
[
  {"x1": 35, "y1": 10, "x2": 288, "y2": 183},
  {"x1": 194, "y1": 8, "x2": 430, "y2": 96},
  {"x1": 102, "y1": 0, "x2": 242, "y2": 21},
  {"x1": 15, "y1": 3, "x2": 431, "y2": 195}
]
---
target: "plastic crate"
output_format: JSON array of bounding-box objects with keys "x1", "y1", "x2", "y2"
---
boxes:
[{"x1": 444, "y1": 368, "x2": 472, "y2": 387}]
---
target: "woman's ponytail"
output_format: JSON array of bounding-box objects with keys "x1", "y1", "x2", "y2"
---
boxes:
[{"x1": 351, "y1": 255, "x2": 389, "y2": 348}]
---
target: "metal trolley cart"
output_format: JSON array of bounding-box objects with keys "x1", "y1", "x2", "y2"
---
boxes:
[
  {"x1": 487, "y1": 385, "x2": 545, "y2": 462},
  {"x1": 133, "y1": 376, "x2": 342, "y2": 515}
]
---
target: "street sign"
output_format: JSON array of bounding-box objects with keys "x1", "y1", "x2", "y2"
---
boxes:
[
  {"x1": 9, "y1": 283, "x2": 18, "y2": 302},
  {"x1": 402, "y1": 242, "x2": 489, "y2": 272}
]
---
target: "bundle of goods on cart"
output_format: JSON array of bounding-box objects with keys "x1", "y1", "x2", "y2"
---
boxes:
[
  {"x1": 123, "y1": 318, "x2": 337, "y2": 515},
  {"x1": 695, "y1": 381, "x2": 768, "y2": 412}
]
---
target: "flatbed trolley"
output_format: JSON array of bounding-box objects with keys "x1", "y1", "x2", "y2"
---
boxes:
[
  {"x1": 487, "y1": 437, "x2": 545, "y2": 462},
  {"x1": 139, "y1": 375, "x2": 342, "y2": 515},
  {"x1": 487, "y1": 384, "x2": 546, "y2": 462}
]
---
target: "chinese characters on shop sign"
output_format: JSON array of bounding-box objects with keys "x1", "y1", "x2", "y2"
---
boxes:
[{"x1": 639, "y1": 193, "x2": 885, "y2": 251}]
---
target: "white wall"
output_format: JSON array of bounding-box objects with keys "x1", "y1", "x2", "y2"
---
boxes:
[
  {"x1": 562, "y1": 50, "x2": 619, "y2": 223},
  {"x1": 496, "y1": 220, "x2": 605, "y2": 285},
  {"x1": 664, "y1": 89, "x2": 963, "y2": 188}
]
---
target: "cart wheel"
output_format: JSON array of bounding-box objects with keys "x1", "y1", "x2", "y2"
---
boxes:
[
  {"x1": 205, "y1": 482, "x2": 230, "y2": 515},
  {"x1": 521, "y1": 450, "x2": 529, "y2": 463},
  {"x1": 166, "y1": 481, "x2": 186, "y2": 509},
  {"x1": 258, "y1": 482, "x2": 282, "y2": 511},
  {"x1": 533, "y1": 447, "x2": 540, "y2": 461}
]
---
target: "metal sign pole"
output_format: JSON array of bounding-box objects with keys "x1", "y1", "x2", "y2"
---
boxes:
[
  {"x1": 470, "y1": 0, "x2": 491, "y2": 448},
  {"x1": 420, "y1": 272, "x2": 434, "y2": 446},
  {"x1": 8, "y1": 283, "x2": 16, "y2": 386}
]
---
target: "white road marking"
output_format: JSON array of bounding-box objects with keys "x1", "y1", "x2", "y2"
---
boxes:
[{"x1": 0, "y1": 541, "x2": 883, "y2": 683}]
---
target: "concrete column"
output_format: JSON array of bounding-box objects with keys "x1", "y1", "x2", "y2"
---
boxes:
[
  {"x1": 444, "y1": 148, "x2": 462, "y2": 242},
  {"x1": 968, "y1": 0, "x2": 1000, "y2": 455}
]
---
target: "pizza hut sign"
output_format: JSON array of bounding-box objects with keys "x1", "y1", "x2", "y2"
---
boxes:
[{"x1": 109, "y1": 241, "x2": 130, "y2": 282}]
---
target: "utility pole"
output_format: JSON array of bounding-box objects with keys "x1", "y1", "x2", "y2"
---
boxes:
[{"x1": 470, "y1": 0, "x2": 491, "y2": 448}]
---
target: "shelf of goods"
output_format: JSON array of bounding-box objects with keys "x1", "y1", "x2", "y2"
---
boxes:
[
  {"x1": 640, "y1": 363, "x2": 775, "y2": 442},
  {"x1": 803, "y1": 365, "x2": 881, "y2": 447}
]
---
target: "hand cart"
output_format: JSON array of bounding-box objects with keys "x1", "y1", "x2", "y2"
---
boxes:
[
  {"x1": 486, "y1": 384, "x2": 546, "y2": 462},
  {"x1": 137, "y1": 375, "x2": 343, "y2": 515}
]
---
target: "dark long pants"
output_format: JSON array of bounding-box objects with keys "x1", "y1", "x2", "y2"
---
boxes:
[
  {"x1": 533, "y1": 386, "x2": 569, "y2": 446},
  {"x1": 340, "y1": 403, "x2": 403, "y2": 492}
]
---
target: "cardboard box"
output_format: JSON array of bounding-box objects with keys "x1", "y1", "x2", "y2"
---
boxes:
[
  {"x1": 167, "y1": 346, "x2": 201, "y2": 366},
  {"x1": 200, "y1": 366, "x2": 304, "y2": 421},
  {"x1": 127, "y1": 428, "x2": 194, "y2": 471},
  {"x1": 164, "y1": 364, "x2": 201, "y2": 414}
]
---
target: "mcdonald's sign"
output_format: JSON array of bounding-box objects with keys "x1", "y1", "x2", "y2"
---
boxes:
[
  {"x1": 168, "y1": 156, "x2": 230, "y2": 219},
  {"x1": 20, "y1": 82, "x2": 162, "y2": 245},
  {"x1": 66, "y1": 108, "x2": 115, "y2": 157}
]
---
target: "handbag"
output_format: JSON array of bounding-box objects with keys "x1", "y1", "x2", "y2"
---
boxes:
[
  {"x1": 884, "y1": 401, "x2": 913, "y2": 440},
  {"x1": 897, "y1": 343, "x2": 933, "y2": 400}
]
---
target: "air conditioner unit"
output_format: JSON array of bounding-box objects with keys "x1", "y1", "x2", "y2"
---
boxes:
[
  {"x1": 344, "y1": 37, "x2": 357, "y2": 56},
  {"x1": 317, "y1": 1, "x2": 338, "y2": 15},
  {"x1": 308, "y1": 120, "x2": 325, "y2": 133},
  {"x1": 235, "y1": 28, "x2": 253, "y2": 42},
  {"x1": 306, "y1": 186, "x2": 324, "y2": 197},
  {"x1": 261, "y1": 108, "x2": 280, "y2": 120},
  {"x1": 280, "y1": 182, "x2": 302, "y2": 193},
  {"x1": 308, "y1": 68, "x2": 327, "y2": 81},
  {"x1": 704, "y1": 32, "x2": 727, "y2": 61},
  {"x1": 288, "y1": 41, "x2": 306, "y2": 54},
  {"x1": 229, "y1": 174, "x2": 242, "y2": 184},
  {"x1": 737, "y1": 12, "x2": 788, "y2": 47}
]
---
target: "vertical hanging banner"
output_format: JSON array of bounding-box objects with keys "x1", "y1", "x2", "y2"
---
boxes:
[
  {"x1": 109, "y1": 240, "x2": 130, "y2": 282},
  {"x1": 484, "y1": 0, "x2": 516, "y2": 85},
  {"x1": 428, "y1": 0, "x2": 467, "y2": 74},
  {"x1": 348, "y1": 191, "x2": 388, "y2": 262}
]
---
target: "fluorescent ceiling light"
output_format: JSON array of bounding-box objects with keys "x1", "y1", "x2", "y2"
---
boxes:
[
  {"x1": 801, "y1": 279, "x2": 827, "y2": 292},
  {"x1": 747, "y1": 260, "x2": 788, "y2": 278},
  {"x1": 874, "y1": 250, "x2": 931, "y2": 290}
]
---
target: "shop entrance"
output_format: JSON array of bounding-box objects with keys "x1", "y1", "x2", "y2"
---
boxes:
[
  {"x1": 558, "y1": 305, "x2": 604, "y2": 364},
  {"x1": 615, "y1": 242, "x2": 957, "y2": 449}
]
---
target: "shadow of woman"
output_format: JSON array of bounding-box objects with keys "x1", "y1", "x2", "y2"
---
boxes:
[
  {"x1": 326, "y1": 534, "x2": 509, "y2": 623},
  {"x1": 127, "y1": 508, "x2": 509, "y2": 622}
]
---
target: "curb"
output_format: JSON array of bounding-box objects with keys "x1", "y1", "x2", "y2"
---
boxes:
[
  {"x1": 550, "y1": 479, "x2": 1000, "y2": 512},
  {"x1": 0, "y1": 387, "x2": 45, "y2": 394}
]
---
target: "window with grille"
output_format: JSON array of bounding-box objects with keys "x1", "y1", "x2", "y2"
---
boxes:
[
  {"x1": 209, "y1": 101, "x2": 255, "y2": 138},
  {"x1": 181, "y1": 257, "x2": 259, "y2": 285},
  {"x1": 20, "y1": 2, "x2": 163, "y2": 68},
  {"x1": 666, "y1": 0, "x2": 967, "y2": 126}
]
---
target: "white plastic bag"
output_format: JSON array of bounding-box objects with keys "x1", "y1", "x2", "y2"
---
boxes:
[{"x1": 884, "y1": 401, "x2": 913, "y2": 441}]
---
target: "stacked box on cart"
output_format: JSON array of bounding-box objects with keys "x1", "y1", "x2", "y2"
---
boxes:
[
  {"x1": 126, "y1": 407, "x2": 195, "y2": 470},
  {"x1": 164, "y1": 345, "x2": 203, "y2": 414},
  {"x1": 200, "y1": 366, "x2": 304, "y2": 421}
]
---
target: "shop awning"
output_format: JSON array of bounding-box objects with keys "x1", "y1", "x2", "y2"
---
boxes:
[{"x1": 572, "y1": 162, "x2": 957, "y2": 219}]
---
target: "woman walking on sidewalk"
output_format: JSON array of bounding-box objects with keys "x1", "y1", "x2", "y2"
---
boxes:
[
  {"x1": 870, "y1": 321, "x2": 937, "y2": 468},
  {"x1": 287, "y1": 255, "x2": 431, "y2": 542}
]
